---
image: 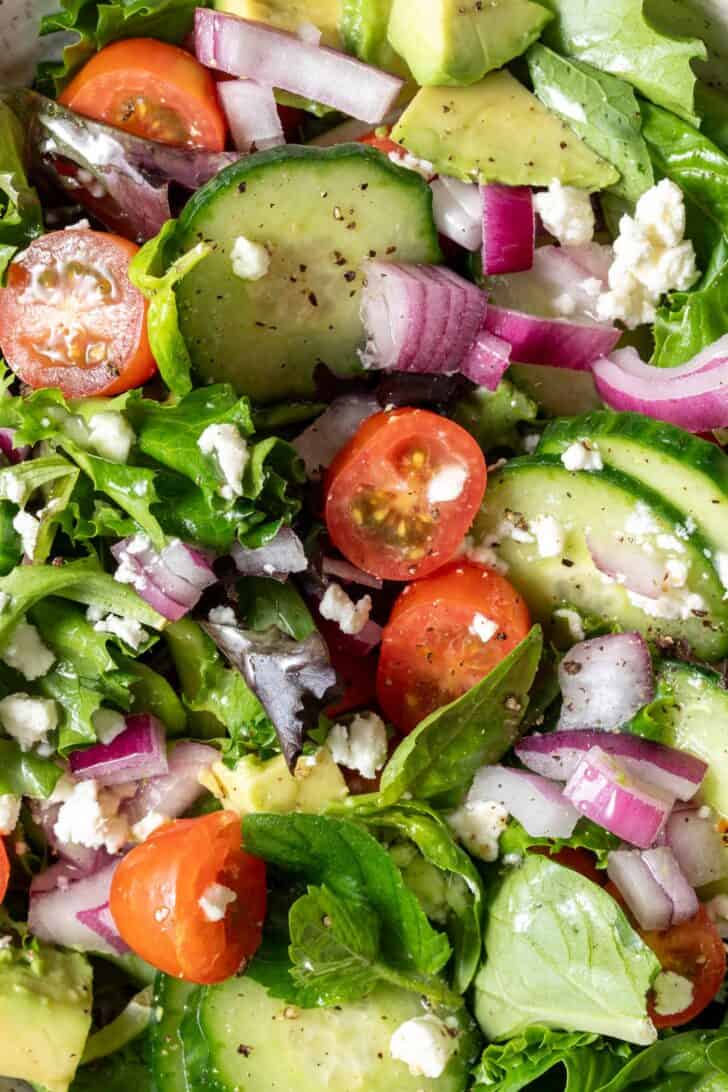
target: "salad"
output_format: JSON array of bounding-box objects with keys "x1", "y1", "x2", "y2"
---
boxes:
[{"x1": 2, "y1": 1, "x2": 728, "y2": 1090}]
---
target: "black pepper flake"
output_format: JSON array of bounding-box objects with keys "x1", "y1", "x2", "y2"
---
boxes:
[
  {"x1": 237, "y1": 1045, "x2": 253, "y2": 1057},
  {"x1": 385, "y1": 245, "x2": 397, "y2": 254},
  {"x1": 344, "y1": 270, "x2": 356, "y2": 282},
  {"x1": 237, "y1": 182, "x2": 247, "y2": 193},
  {"x1": 562, "y1": 558, "x2": 575, "y2": 568},
  {"x1": 308, "y1": 292, "x2": 318, "y2": 306},
  {"x1": 560, "y1": 141, "x2": 568, "y2": 149}
]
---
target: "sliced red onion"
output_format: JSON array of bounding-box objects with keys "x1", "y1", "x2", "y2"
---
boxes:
[
  {"x1": 484, "y1": 305, "x2": 620, "y2": 372},
  {"x1": 607, "y1": 847, "x2": 697, "y2": 931},
  {"x1": 481, "y1": 184, "x2": 534, "y2": 275},
  {"x1": 592, "y1": 339, "x2": 728, "y2": 432},
  {"x1": 665, "y1": 808, "x2": 726, "y2": 887},
  {"x1": 29, "y1": 861, "x2": 128, "y2": 956},
  {"x1": 516, "y1": 730, "x2": 707, "y2": 802},
  {"x1": 112, "y1": 537, "x2": 216, "y2": 621},
  {"x1": 428, "y1": 264, "x2": 488, "y2": 367},
  {"x1": 217, "y1": 79, "x2": 284, "y2": 153},
  {"x1": 322, "y1": 556, "x2": 383, "y2": 590},
  {"x1": 122, "y1": 741, "x2": 218, "y2": 827},
  {"x1": 641, "y1": 846, "x2": 699, "y2": 924},
  {"x1": 293, "y1": 394, "x2": 379, "y2": 479},
  {"x1": 459, "y1": 330, "x2": 512, "y2": 390},
  {"x1": 563, "y1": 746, "x2": 674, "y2": 848},
  {"x1": 430, "y1": 176, "x2": 482, "y2": 252},
  {"x1": 467, "y1": 765, "x2": 579, "y2": 838},
  {"x1": 587, "y1": 529, "x2": 666, "y2": 599},
  {"x1": 297, "y1": 21, "x2": 322, "y2": 45},
  {"x1": 232, "y1": 526, "x2": 307, "y2": 581},
  {"x1": 69, "y1": 715, "x2": 168, "y2": 786},
  {"x1": 30, "y1": 852, "x2": 114, "y2": 894},
  {"x1": 557, "y1": 633, "x2": 654, "y2": 732},
  {"x1": 162, "y1": 540, "x2": 217, "y2": 591},
  {"x1": 0, "y1": 428, "x2": 31, "y2": 464},
  {"x1": 29, "y1": 800, "x2": 106, "y2": 872},
  {"x1": 195, "y1": 9, "x2": 403, "y2": 124}
]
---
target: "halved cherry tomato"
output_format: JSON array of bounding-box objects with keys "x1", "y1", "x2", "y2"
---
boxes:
[
  {"x1": 110, "y1": 811, "x2": 266, "y2": 984},
  {"x1": 358, "y1": 127, "x2": 405, "y2": 157},
  {"x1": 0, "y1": 229, "x2": 155, "y2": 397},
  {"x1": 377, "y1": 561, "x2": 531, "y2": 733},
  {"x1": 59, "y1": 39, "x2": 227, "y2": 151},
  {"x1": 0, "y1": 838, "x2": 9, "y2": 903},
  {"x1": 325, "y1": 409, "x2": 487, "y2": 582}
]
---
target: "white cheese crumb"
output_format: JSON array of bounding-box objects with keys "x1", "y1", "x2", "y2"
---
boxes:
[
  {"x1": 327, "y1": 712, "x2": 388, "y2": 780},
  {"x1": 534, "y1": 179, "x2": 595, "y2": 247},
  {"x1": 0, "y1": 693, "x2": 58, "y2": 751},
  {"x1": 469, "y1": 612, "x2": 498, "y2": 644},
  {"x1": 560, "y1": 441, "x2": 603, "y2": 472},
  {"x1": 498, "y1": 516, "x2": 534, "y2": 545},
  {"x1": 91, "y1": 612, "x2": 148, "y2": 651},
  {"x1": 12, "y1": 510, "x2": 40, "y2": 560},
  {"x1": 388, "y1": 150, "x2": 435, "y2": 180},
  {"x1": 92, "y1": 707, "x2": 127, "y2": 745},
  {"x1": 319, "y1": 583, "x2": 372, "y2": 635},
  {"x1": 0, "y1": 621, "x2": 55, "y2": 680},
  {"x1": 87, "y1": 412, "x2": 135, "y2": 463},
  {"x1": 208, "y1": 606, "x2": 237, "y2": 626},
  {"x1": 427, "y1": 464, "x2": 468, "y2": 505},
  {"x1": 198, "y1": 424, "x2": 249, "y2": 500},
  {"x1": 198, "y1": 882, "x2": 237, "y2": 922},
  {"x1": 531, "y1": 514, "x2": 565, "y2": 558},
  {"x1": 448, "y1": 800, "x2": 509, "y2": 862},
  {"x1": 131, "y1": 810, "x2": 168, "y2": 843},
  {"x1": 53, "y1": 779, "x2": 130, "y2": 855},
  {"x1": 390, "y1": 1015, "x2": 458, "y2": 1078},
  {"x1": 625, "y1": 501, "x2": 660, "y2": 538},
  {"x1": 0, "y1": 470, "x2": 27, "y2": 506},
  {"x1": 716, "y1": 552, "x2": 728, "y2": 596},
  {"x1": 522, "y1": 433, "x2": 541, "y2": 454},
  {"x1": 461, "y1": 535, "x2": 509, "y2": 574},
  {"x1": 663, "y1": 558, "x2": 688, "y2": 590},
  {"x1": 652, "y1": 970, "x2": 694, "y2": 1017},
  {"x1": 553, "y1": 608, "x2": 586, "y2": 643},
  {"x1": 0, "y1": 794, "x2": 21, "y2": 835},
  {"x1": 230, "y1": 235, "x2": 271, "y2": 281},
  {"x1": 627, "y1": 588, "x2": 705, "y2": 621}
]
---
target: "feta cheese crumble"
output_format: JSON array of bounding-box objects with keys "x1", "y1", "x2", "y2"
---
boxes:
[
  {"x1": 0, "y1": 693, "x2": 58, "y2": 751},
  {"x1": 0, "y1": 794, "x2": 21, "y2": 836},
  {"x1": 208, "y1": 605, "x2": 237, "y2": 626},
  {"x1": 469, "y1": 613, "x2": 498, "y2": 644},
  {"x1": 131, "y1": 810, "x2": 168, "y2": 843},
  {"x1": 553, "y1": 607, "x2": 586, "y2": 643},
  {"x1": 560, "y1": 440, "x2": 603, "y2": 472},
  {"x1": 531, "y1": 514, "x2": 565, "y2": 558},
  {"x1": 448, "y1": 800, "x2": 509, "y2": 862},
  {"x1": 597, "y1": 180, "x2": 699, "y2": 329},
  {"x1": 533, "y1": 179, "x2": 595, "y2": 247},
  {"x1": 319, "y1": 583, "x2": 372, "y2": 635},
  {"x1": 652, "y1": 971, "x2": 694, "y2": 1017},
  {"x1": 230, "y1": 235, "x2": 271, "y2": 281},
  {"x1": 198, "y1": 423, "x2": 249, "y2": 500},
  {"x1": 12, "y1": 510, "x2": 40, "y2": 560},
  {"x1": 389, "y1": 1015, "x2": 458, "y2": 1079},
  {"x1": 53, "y1": 779, "x2": 130, "y2": 854},
  {"x1": 0, "y1": 621, "x2": 55, "y2": 680},
  {"x1": 198, "y1": 882, "x2": 237, "y2": 922},
  {"x1": 92, "y1": 707, "x2": 127, "y2": 745},
  {"x1": 327, "y1": 712, "x2": 388, "y2": 780},
  {"x1": 88, "y1": 608, "x2": 148, "y2": 652},
  {"x1": 427, "y1": 464, "x2": 468, "y2": 505},
  {"x1": 461, "y1": 535, "x2": 508, "y2": 574},
  {"x1": 87, "y1": 412, "x2": 135, "y2": 463}
]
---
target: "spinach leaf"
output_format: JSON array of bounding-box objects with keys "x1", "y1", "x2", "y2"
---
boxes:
[
  {"x1": 474, "y1": 1026, "x2": 631, "y2": 1092},
  {"x1": 379, "y1": 627, "x2": 542, "y2": 807},
  {"x1": 598, "y1": 1028, "x2": 728, "y2": 1091},
  {"x1": 0, "y1": 738, "x2": 62, "y2": 797},
  {"x1": 527, "y1": 45, "x2": 654, "y2": 203},
  {"x1": 452, "y1": 379, "x2": 537, "y2": 453},
  {"x1": 539, "y1": 0, "x2": 705, "y2": 124},
  {"x1": 474, "y1": 856, "x2": 660, "y2": 1046},
  {"x1": 243, "y1": 813, "x2": 453, "y2": 990},
  {"x1": 237, "y1": 577, "x2": 315, "y2": 642},
  {"x1": 337, "y1": 798, "x2": 484, "y2": 993}
]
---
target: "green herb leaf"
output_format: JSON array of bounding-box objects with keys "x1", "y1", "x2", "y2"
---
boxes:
[
  {"x1": 237, "y1": 577, "x2": 315, "y2": 642},
  {"x1": 0, "y1": 100, "x2": 43, "y2": 274},
  {"x1": 0, "y1": 738, "x2": 62, "y2": 798},
  {"x1": 452, "y1": 379, "x2": 537, "y2": 453},
  {"x1": 597, "y1": 1028, "x2": 728, "y2": 1091},
  {"x1": 498, "y1": 817, "x2": 621, "y2": 867},
  {"x1": 473, "y1": 1026, "x2": 631, "y2": 1092}
]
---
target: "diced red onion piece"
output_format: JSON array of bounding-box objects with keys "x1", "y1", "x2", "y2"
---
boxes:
[
  {"x1": 29, "y1": 862, "x2": 127, "y2": 956},
  {"x1": 563, "y1": 746, "x2": 674, "y2": 848},
  {"x1": 607, "y1": 849, "x2": 673, "y2": 931},
  {"x1": 426, "y1": 264, "x2": 487, "y2": 367},
  {"x1": 30, "y1": 853, "x2": 114, "y2": 894},
  {"x1": 217, "y1": 79, "x2": 284, "y2": 152},
  {"x1": 666, "y1": 808, "x2": 726, "y2": 887},
  {"x1": 112, "y1": 538, "x2": 208, "y2": 621},
  {"x1": 293, "y1": 394, "x2": 379, "y2": 480},
  {"x1": 69, "y1": 714, "x2": 168, "y2": 786},
  {"x1": 516, "y1": 730, "x2": 707, "y2": 802},
  {"x1": 77, "y1": 902, "x2": 128, "y2": 955},
  {"x1": 481, "y1": 184, "x2": 534, "y2": 275},
  {"x1": 488, "y1": 244, "x2": 609, "y2": 321},
  {"x1": 134, "y1": 544, "x2": 202, "y2": 607},
  {"x1": 557, "y1": 633, "x2": 654, "y2": 732},
  {"x1": 592, "y1": 338, "x2": 728, "y2": 431},
  {"x1": 195, "y1": 9, "x2": 403, "y2": 124},
  {"x1": 430, "y1": 176, "x2": 482, "y2": 252},
  {"x1": 162, "y1": 540, "x2": 217, "y2": 591},
  {"x1": 468, "y1": 765, "x2": 579, "y2": 838},
  {"x1": 403, "y1": 266, "x2": 453, "y2": 369},
  {"x1": 232, "y1": 526, "x2": 308, "y2": 581},
  {"x1": 122, "y1": 741, "x2": 218, "y2": 826},
  {"x1": 322, "y1": 556, "x2": 383, "y2": 589},
  {"x1": 587, "y1": 529, "x2": 666, "y2": 599},
  {"x1": 29, "y1": 800, "x2": 106, "y2": 872},
  {"x1": 0, "y1": 427, "x2": 31, "y2": 464},
  {"x1": 563, "y1": 242, "x2": 613, "y2": 284},
  {"x1": 484, "y1": 305, "x2": 620, "y2": 371},
  {"x1": 641, "y1": 846, "x2": 699, "y2": 924},
  {"x1": 459, "y1": 330, "x2": 511, "y2": 390}
]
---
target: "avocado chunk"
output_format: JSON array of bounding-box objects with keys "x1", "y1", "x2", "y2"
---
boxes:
[
  {"x1": 200, "y1": 749, "x2": 349, "y2": 815},
  {"x1": 387, "y1": 0, "x2": 551, "y2": 86},
  {"x1": 392, "y1": 70, "x2": 619, "y2": 187},
  {"x1": 214, "y1": 0, "x2": 343, "y2": 47},
  {"x1": 0, "y1": 943, "x2": 92, "y2": 1092}
]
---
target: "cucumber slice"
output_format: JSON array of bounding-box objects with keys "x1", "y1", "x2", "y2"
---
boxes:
[
  {"x1": 472, "y1": 455, "x2": 728, "y2": 660},
  {"x1": 173, "y1": 145, "x2": 440, "y2": 402},
  {"x1": 149, "y1": 974, "x2": 199, "y2": 1092},
  {"x1": 186, "y1": 977, "x2": 478, "y2": 1091},
  {"x1": 538, "y1": 411, "x2": 728, "y2": 564}
]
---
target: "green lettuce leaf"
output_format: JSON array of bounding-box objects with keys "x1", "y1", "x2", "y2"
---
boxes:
[
  {"x1": 236, "y1": 577, "x2": 315, "y2": 643},
  {"x1": 539, "y1": 0, "x2": 706, "y2": 124},
  {"x1": 498, "y1": 817, "x2": 621, "y2": 866},
  {"x1": 0, "y1": 503, "x2": 22, "y2": 575},
  {"x1": 598, "y1": 1028, "x2": 728, "y2": 1091},
  {"x1": 646, "y1": 0, "x2": 728, "y2": 95},
  {"x1": 0, "y1": 738, "x2": 62, "y2": 798},
  {"x1": 119, "y1": 657, "x2": 187, "y2": 736},
  {"x1": 474, "y1": 1026, "x2": 631, "y2": 1092},
  {"x1": 474, "y1": 855, "x2": 660, "y2": 1046},
  {"x1": 38, "y1": 667, "x2": 103, "y2": 754},
  {"x1": 527, "y1": 45, "x2": 654, "y2": 203},
  {"x1": 379, "y1": 627, "x2": 542, "y2": 807},
  {"x1": 452, "y1": 379, "x2": 538, "y2": 453},
  {"x1": 0, "y1": 100, "x2": 43, "y2": 276}
]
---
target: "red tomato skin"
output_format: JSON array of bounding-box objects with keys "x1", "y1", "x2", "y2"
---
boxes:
[
  {"x1": 110, "y1": 811, "x2": 266, "y2": 984},
  {"x1": 0, "y1": 229, "x2": 155, "y2": 398},
  {"x1": 0, "y1": 839, "x2": 8, "y2": 903},
  {"x1": 377, "y1": 561, "x2": 531, "y2": 733},
  {"x1": 325, "y1": 409, "x2": 487, "y2": 582}
]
